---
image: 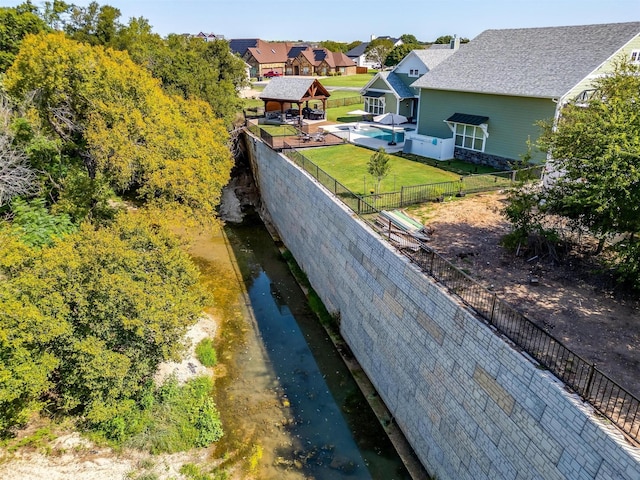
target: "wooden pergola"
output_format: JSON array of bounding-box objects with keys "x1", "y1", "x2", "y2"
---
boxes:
[{"x1": 258, "y1": 77, "x2": 331, "y2": 122}]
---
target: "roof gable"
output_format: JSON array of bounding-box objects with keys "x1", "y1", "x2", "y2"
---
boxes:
[
  {"x1": 362, "y1": 72, "x2": 415, "y2": 99},
  {"x1": 247, "y1": 41, "x2": 293, "y2": 63},
  {"x1": 394, "y1": 48, "x2": 459, "y2": 75},
  {"x1": 412, "y1": 22, "x2": 640, "y2": 98}
]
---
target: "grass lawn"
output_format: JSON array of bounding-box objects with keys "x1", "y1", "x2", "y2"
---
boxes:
[
  {"x1": 320, "y1": 73, "x2": 377, "y2": 88},
  {"x1": 326, "y1": 102, "x2": 366, "y2": 122},
  {"x1": 326, "y1": 90, "x2": 361, "y2": 100},
  {"x1": 258, "y1": 124, "x2": 298, "y2": 136},
  {"x1": 300, "y1": 144, "x2": 460, "y2": 195}
]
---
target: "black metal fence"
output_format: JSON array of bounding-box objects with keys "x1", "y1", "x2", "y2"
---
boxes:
[
  {"x1": 398, "y1": 245, "x2": 640, "y2": 445},
  {"x1": 326, "y1": 96, "x2": 363, "y2": 108},
  {"x1": 279, "y1": 144, "x2": 640, "y2": 445}
]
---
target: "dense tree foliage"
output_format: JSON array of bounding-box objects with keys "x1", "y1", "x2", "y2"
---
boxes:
[
  {"x1": 364, "y1": 38, "x2": 394, "y2": 67},
  {"x1": 318, "y1": 40, "x2": 349, "y2": 53},
  {"x1": 64, "y1": 1, "x2": 121, "y2": 45},
  {"x1": 140, "y1": 34, "x2": 247, "y2": 125},
  {"x1": 5, "y1": 32, "x2": 233, "y2": 218},
  {"x1": 0, "y1": 2, "x2": 238, "y2": 444},
  {"x1": 506, "y1": 60, "x2": 640, "y2": 286},
  {"x1": 346, "y1": 40, "x2": 362, "y2": 52},
  {"x1": 399, "y1": 33, "x2": 419, "y2": 45},
  {"x1": 385, "y1": 44, "x2": 418, "y2": 67},
  {"x1": 0, "y1": 213, "x2": 207, "y2": 432},
  {"x1": 0, "y1": 4, "x2": 48, "y2": 71}
]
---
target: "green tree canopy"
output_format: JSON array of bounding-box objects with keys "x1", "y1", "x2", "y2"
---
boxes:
[
  {"x1": 346, "y1": 40, "x2": 362, "y2": 52},
  {"x1": 5, "y1": 32, "x2": 233, "y2": 218},
  {"x1": 0, "y1": 5, "x2": 49, "y2": 72},
  {"x1": 319, "y1": 40, "x2": 349, "y2": 53},
  {"x1": 364, "y1": 38, "x2": 394, "y2": 67},
  {"x1": 512, "y1": 59, "x2": 640, "y2": 285},
  {"x1": 64, "y1": 1, "x2": 121, "y2": 46},
  {"x1": 384, "y1": 44, "x2": 418, "y2": 67},
  {"x1": 400, "y1": 33, "x2": 419, "y2": 45},
  {"x1": 0, "y1": 212, "x2": 207, "y2": 432}
]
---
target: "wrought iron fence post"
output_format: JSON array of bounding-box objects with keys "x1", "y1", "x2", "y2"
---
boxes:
[
  {"x1": 489, "y1": 293, "x2": 497, "y2": 325},
  {"x1": 584, "y1": 363, "x2": 596, "y2": 400},
  {"x1": 429, "y1": 249, "x2": 435, "y2": 275}
]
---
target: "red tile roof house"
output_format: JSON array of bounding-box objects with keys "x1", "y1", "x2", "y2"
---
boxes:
[
  {"x1": 287, "y1": 47, "x2": 357, "y2": 76},
  {"x1": 240, "y1": 40, "x2": 356, "y2": 79},
  {"x1": 242, "y1": 40, "x2": 293, "y2": 79}
]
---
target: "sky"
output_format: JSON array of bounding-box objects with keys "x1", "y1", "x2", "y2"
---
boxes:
[{"x1": 4, "y1": 0, "x2": 639, "y2": 42}]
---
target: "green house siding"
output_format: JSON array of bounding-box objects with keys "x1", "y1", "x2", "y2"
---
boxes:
[
  {"x1": 382, "y1": 92, "x2": 397, "y2": 114},
  {"x1": 369, "y1": 76, "x2": 389, "y2": 90},
  {"x1": 398, "y1": 101, "x2": 412, "y2": 118},
  {"x1": 417, "y1": 89, "x2": 556, "y2": 163}
]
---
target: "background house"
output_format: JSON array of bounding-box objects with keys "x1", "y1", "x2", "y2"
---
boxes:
[
  {"x1": 234, "y1": 39, "x2": 356, "y2": 79},
  {"x1": 346, "y1": 35, "x2": 402, "y2": 68},
  {"x1": 193, "y1": 32, "x2": 224, "y2": 41},
  {"x1": 242, "y1": 40, "x2": 293, "y2": 79},
  {"x1": 407, "y1": 22, "x2": 640, "y2": 167},
  {"x1": 288, "y1": 47, "x2": 356, "y2": 76}
]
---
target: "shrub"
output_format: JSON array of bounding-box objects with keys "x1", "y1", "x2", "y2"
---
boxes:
[{"x1": 195, "y1": 338, "x2": 217, "y2": 367}]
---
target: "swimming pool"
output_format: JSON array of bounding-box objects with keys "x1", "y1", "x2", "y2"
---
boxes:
[{"x1": 355, "y1": 125, "x2": 405, "y2": 143}]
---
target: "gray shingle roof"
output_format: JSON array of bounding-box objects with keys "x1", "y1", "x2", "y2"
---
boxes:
[
  {"x1": 412, "y1": 22, "x2": 640, "y2": 98},
  {"x1": 380, "y1": 71, "x2": 416, "y2": 99},
  {"x1": 346, "y1": 42, "x2": 368, "y2": 57},
  {"x1": 258, "y1": 77, "x2": 329, "y2": 101},
  {"x1": 411, "y1": 48, "x2": 459, "y2": 70}
]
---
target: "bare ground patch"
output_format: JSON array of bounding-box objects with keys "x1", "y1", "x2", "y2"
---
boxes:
[{"x1": 407, "y1": 192, "x2": 640, "y2": 397}]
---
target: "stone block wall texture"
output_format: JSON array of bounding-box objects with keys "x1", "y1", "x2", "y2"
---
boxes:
[{"x1": 246, "y1": 135, "x2": 640, "y2": 480}]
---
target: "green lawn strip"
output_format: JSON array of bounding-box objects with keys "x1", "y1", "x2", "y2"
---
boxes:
[
  {"x1": 257, "y1": 124, "x2": 298, "y2": 136},
  {"x1": 320, "y1": 73, "x2": 378, "y2": 88},
  {"x1": 326, "y1": 90, "x2": 362, "y2": 100},
  {"x1": 326, "y1": 103, "x2": 366, "y2": 122},
  {"x1": 300, "y1": 144, "x2": 460, "y2": 195},
  {"x1": 242, "y1": 97, "x2": 263, "y2": 110}
]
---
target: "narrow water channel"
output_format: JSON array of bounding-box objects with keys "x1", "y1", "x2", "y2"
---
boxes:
[{"x1": 189, "y1": 211, "x2": 414, "y2": 479}]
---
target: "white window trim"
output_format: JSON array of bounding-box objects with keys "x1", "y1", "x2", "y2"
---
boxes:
[
  {"x1": 364, "y1": 96, "x2": 385, "y2": 115},
  {"x1": 631, "y1": 50, "x2": 640, "y2": 64},
  {"x1": 408, "y1": 69, "x2": 419, "y2": 77},
  {"x1": 445, "y1": 121, "x2": 489, "y2": 152}
]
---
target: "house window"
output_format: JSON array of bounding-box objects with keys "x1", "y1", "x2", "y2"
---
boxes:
[
  {"x1": 453, "y1": 123, "x2": 487, "y2": 152},
  {"x1": 409, "y1": 69, "x2": 419, "y2": 77},
  {"x1": 302, "y1": 66, "x2": 310, "y2": 74},
  {"x1": 364, "y1": 96, "x2": 385, "y2": 115},
  {"x1": 631, "y1": 50, "x2": 640, "y2": 64}
]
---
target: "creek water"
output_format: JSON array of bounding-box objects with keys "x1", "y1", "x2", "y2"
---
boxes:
[{"x1": 187, "y1": 211, "x2": 413, "y2": 479}]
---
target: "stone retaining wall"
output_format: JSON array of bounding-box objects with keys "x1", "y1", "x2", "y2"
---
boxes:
[{"x1": 244, "y1": 133, "x2": 640, "y2": 480}]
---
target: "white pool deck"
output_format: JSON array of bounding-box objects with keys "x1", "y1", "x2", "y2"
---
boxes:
[{"x1": 321, "y1": 122, "x2": 415, "y2": 154}]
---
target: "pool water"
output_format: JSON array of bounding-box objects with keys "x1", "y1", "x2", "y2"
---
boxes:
[{"x1": 356, "y1": 126, "x2": 405, "y2": 143}]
